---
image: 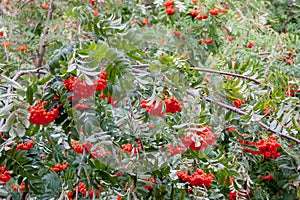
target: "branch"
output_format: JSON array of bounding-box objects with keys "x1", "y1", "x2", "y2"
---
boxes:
[
  {"x1": 132, "y1": 64, "x2": 299, "y2": 143},
  {"x1": 132, "y1": 64, "x2": 261, "y2": 84},
  {"x1": 36, "y1": 0, "x2": 55, "y2": 68},
  {"x1": 0, "y1": 85, "x2": 9, "y2": 89},
  {"x1": 258, "y1": 52, "x2": 271, "y2": 55},
  {"x1": 188, "y1": 67, "x2": 261, "y2": 84},
  {"x1": 186, "y1": 91, "x2": 300, "y2": 144},
  {"x1": 12, "y1": 68, "x2": 48, "y2": 82},
  {"x1": 16, "y1": 0, "x2": 34, "y2": 13},
  {"x1": 132, "y1": 64, "x2": 150, "y2": 68}
]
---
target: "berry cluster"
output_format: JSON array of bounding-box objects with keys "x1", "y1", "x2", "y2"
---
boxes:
[
  {"x1": 141, "y1": 97, "x2": 182, "y2": 116},
  {"x1": 182, "y1": 126, "x2": 217, "y2": 151},
  {"x1": 142, "y1": 18, "x2": 148, "y2": 25},
  {"x1": 247, "y1": 42, "x2": 255, "y2": 48},
  {"x1": 17, "y1": 45, "x2": 28, "y2": 51},
  {"x1": 164, "y1": 1, "x2": 175, "y2": 15},
  {"x1": 71, "y1": 141, "x2": 92, "y2": 154},
  {"x1": 11, "y1": 182, "x2": 26, "y2": 191},
  {"x1": 165, "y1": 97, "x2": 182, "y2": 113},
  {"x1": 50, "y1": 162, "x2": 69, "y2": 172},
  {"x1": 122, "y1": 141, "x2": 142, "y2": 154},
  {"x1": 67, "y1": 191, "x2": 73, "y2": 199},
  {"x1": 143, "y1": 178, "x2": 155, "y2": 190},
  {"x1": 88, "y1": 188, "x2": 100, "y2": 198},
  {"x1": 277, "y1": 49, "x2": 297, "y2": 65},
  {"x1": 68, "y1": 184, "x2": 101, "y2": 199},
  {"x1": 29, "y1": 101, "x2": 59, "y2": 126},
  {"x1": 0, "y1": 165, "x2": 11, "y2": 185},
  {"x1": 41, "y1": 4, "x2": 49, "y2": 9},
  {"x1": 263, "y1": 108, "x2": 274, "y2": 115},
  {"x1": 77, "y1": 182, "x2": 87, "y2": 195},
  {"x1": 261, "y1": 174, "x2": 274, "y2": 181},
  {"x1": 177, "y1": 168, "x2": 214, "y2": 187},
  {"x1": 141, "y1": 99, "x2": 165, "y2": 117},
  {"x1": 166, "y1": 143, "x2": 186, "y2": 156},
  {"x1": 189, "y1": 9, "x2": 208, "y2": 20},
  {"x1": 16, "y1": 141, "x2": 34, "y2": 151},
  {"x1": 172, "y1": 30, "x2": 185, "y2": 40},
  {"x1": 96, "y1": 71, "x2": 108, "y2": 91},
  {"x1": 63, "y1": 71, "x2": 108, "y2": 101},
  {"x1": 226, "y1": 126, "x2": 235, "y2": 133},
  {"x1": 286, "y1": 84, "x2": 300, "y2": 97},
  {"x1": 63, "y1": 76, "x2": 96, "y2": 100},
  {"x1": 233, "y1": 98, "x2": 245, "y2": 108},
  {"x1": 73, "y1": 100, "x2": 93, "y2": 110},
  {"x1": 239, "y1": 136, "x2": 281, "y2": 160},
  {"x1": 1, "y1": 42, "x2": 11, "y2": 47},
  {"x1": 199, "y1": 38, "x2": 214, "y2": 44},
  {"x1": 91, "y1": 150, "x2": 112, "y2": 159},
  {"x1": 209, "y1": 7, "x2": 228, "y2": 15}
]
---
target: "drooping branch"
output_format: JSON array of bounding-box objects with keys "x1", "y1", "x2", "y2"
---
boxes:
[
  {"x1": 188, "y1": 67, "x2": 261, "y2": 84},
  {"x1": 132, "y1": 64, "x2": 261, "y2": 84},
  {"x1": 12, "y1": 68, "x2": 48, "y2": 82},
  {"x1": 0, "y1": 85, "x2": 9, "y2": 89},
  {"x1": 186, "y1": 91, "x2": 300, "y2": 144},
  {"x1": 36, "y1": 0, "x2": 55, "y2": 68},
  {"x1": 131, "y1": 64, "x2": 299, "y2": 143}
]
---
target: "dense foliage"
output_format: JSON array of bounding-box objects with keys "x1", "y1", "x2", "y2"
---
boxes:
[{"x1": 0, "y1": 0, "x2": 299, "y2": 199}]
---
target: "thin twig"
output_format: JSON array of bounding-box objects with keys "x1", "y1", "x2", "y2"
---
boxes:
[
  {"x1": 0, "y1": 85, "x2": 9, "y2": 89},
  {"x1": 132, "y1": 64, "x2": 150, "y2": 68},
  {"x1": 188, "y1": 67, "x2": 261, "y2": 84},
  {"x1": 131, "y1": 64, "x2": 261, "y2": 84},
  {"x1": 36, "y1": 0, "x2": 55, "y2": 68},
  {"x1": 258, "y1": 52, "x2": 271, "y2": 55},
  {"x1": 1, "y1": 37, "x2": 10, "y2": 62},
  {"x1": 12, "y1": 68, "x2": 48, "y2": 81},
  {"x1": 16, "y1": 0, "x2": 34, "y2": 13}
]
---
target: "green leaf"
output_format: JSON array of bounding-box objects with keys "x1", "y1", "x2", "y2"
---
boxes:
[
  {"x1": 240, "y1": 110, "x2": 251, "y2": 121},
  {"x1": 26, "y1": 86, "x2": 33, "y2": 104}
]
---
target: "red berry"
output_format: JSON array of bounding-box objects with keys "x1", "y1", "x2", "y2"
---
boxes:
[{"x1": 247, "y1": 42, "x2": 255, "y2": 48}]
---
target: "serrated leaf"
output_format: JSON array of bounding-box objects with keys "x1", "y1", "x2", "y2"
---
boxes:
[
  {"x1": 0, "y1": 104, "x2": 13, "y2": 118},
  {"x1": 250, "y1": 114, "x2": 264, "y2": 122},
  {"x1": 0, "y1": 112, "x2": 16, "y2": 132},
  {"x1": 0, "y1": 93, "x2": 16, "y2": 100},
  {"x1": 1, "y1": 75, "x2": 23, "y2": 90}
]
